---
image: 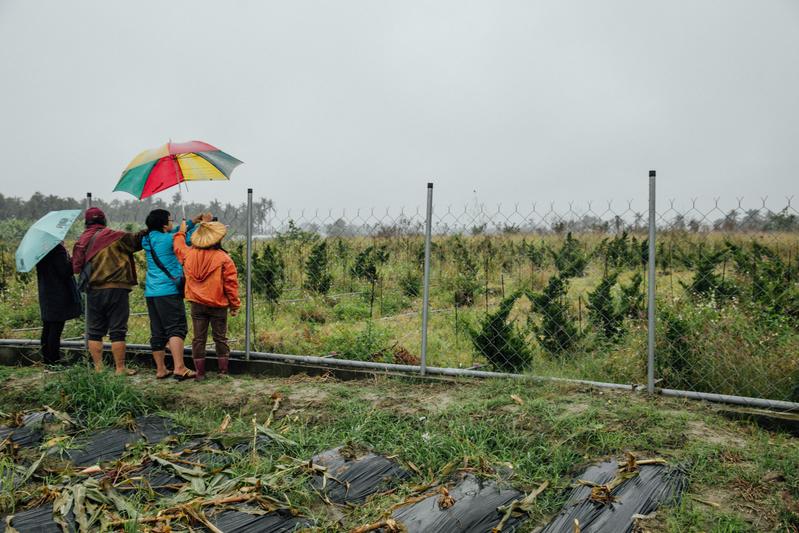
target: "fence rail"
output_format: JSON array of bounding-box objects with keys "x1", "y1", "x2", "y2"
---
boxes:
[{"x1": 0, "y1": 174, "x2": 797, "y2": 411}]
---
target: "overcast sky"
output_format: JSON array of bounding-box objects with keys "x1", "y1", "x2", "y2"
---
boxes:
[{"x1": 0, "y1": 1, "x2": 797, "y2": 214}]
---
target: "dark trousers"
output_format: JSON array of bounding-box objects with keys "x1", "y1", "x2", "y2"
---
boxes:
[
  {"x1": 41, "y1": 321, "x2": 65, "y2": 364},
  {"x1": 190, "y1": 302, "x2": 229, "y2": 359}
]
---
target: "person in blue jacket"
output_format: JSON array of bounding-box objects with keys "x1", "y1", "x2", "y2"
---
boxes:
[{"x1": 143, "y1": 209, "x2": 211, "y2": 379}]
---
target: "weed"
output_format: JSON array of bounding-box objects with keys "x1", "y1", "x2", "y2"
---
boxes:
[{"x1": 41, "y1": 365, "x2": 159, "y2": 428}]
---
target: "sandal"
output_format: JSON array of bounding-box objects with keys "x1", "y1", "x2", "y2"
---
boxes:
[
  {"x1": 173, "y1": 368, "x2": 197, "y2": 381},
  {"x1": 156, "y1": 371, "x2": 173, "y2": 380}
]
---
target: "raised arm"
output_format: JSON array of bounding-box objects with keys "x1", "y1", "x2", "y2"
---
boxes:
[
  {"x1": 173, "y1": 221, "x2": 190, "y2": 264},
  {"x1": 118, "y1": 229, "x2": 147, "y2": 253}
]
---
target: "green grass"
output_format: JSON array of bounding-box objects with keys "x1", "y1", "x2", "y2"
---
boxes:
[
  {"x1": 1, "y1": 228, "x2": 798, "y2": 401},
  {"x1": 40, "y1": 365, "x2": 161, "y2": 428},
  {"x1": 1, "y1": 367, "x2": 797, "y2": 531}
]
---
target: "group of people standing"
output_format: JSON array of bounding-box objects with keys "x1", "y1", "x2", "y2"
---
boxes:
[{"x1": 36, "y1": 207, "x2": 241, "y2": 381}]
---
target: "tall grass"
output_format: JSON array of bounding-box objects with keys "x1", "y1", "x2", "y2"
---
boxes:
[{"x1": 41, "y1": 365, "x2": 158, "y2": 428}]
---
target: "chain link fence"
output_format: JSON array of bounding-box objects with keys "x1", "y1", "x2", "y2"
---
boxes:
[{"x1": 0, "y1": 179, "x2": 797, "y2": 410}]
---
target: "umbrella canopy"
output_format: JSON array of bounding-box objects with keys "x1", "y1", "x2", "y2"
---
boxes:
[
  {"x1": 113, "y1": 141, "x2": 243, "y2": 199},
  {"x1": 15, "y1": 209, "x2": 81, "y2": 272}
]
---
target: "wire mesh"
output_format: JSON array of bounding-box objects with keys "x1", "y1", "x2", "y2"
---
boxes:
[
  {"x1": 247, "y1": 207, "x2": 427, "y2": 366},
  {"x1": 655, "y1": 198, "x2": 799, "y2": 404},
  {"x1": 0, "y1": 190, "x2": 797, "y2": 408}
]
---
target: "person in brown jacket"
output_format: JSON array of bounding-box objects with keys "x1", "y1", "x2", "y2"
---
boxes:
[
  {"x1": 72, "y1": 207, "x2": 145, "y2": 375},
  {"x1": 173, "y1": 219, "x2": 241, "y2": 380}
]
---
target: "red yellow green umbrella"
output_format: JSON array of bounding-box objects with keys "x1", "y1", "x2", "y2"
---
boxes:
[{"x1": 114, "y1": 140, "x2": 243, "y2": 199}]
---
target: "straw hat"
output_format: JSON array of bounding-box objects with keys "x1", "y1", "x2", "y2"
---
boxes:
[{"x1": 192, "y1": 221, "x2": 227, "y2": 248}]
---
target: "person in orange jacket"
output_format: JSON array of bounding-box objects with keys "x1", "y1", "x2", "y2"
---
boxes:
[{"x1": 173, "y1": 219, "x2": 241, "y2": 380}]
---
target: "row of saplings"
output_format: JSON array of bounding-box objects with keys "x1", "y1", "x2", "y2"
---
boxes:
[
  {"x1": 223, "y1": 231, "x2": 797, "y2": 374},
  {"x1": 472, "y1": 238, "x2": 799, "y2": 373},
  {"x1": 230, "y1": 231, "x2": 645, "y2": 308}
]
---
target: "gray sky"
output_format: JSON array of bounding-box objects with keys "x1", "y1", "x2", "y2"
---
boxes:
[{"x1": 0, "y1": 0, "x2": 797, "y2": 213}]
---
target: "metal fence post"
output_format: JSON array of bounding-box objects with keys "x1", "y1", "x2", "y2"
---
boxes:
[
  {"x1": 647, "y1": 171, "x2": 656, "y2": 394},
  {"x1": 83, "y1": 192, "x2": 92, "y2": 351},
  {"x1": 420, "y1": 182, "x2": 433, "y2": 376},
  {"x1": 245, "y1": 188, "x2": 253, "y2": 361}
]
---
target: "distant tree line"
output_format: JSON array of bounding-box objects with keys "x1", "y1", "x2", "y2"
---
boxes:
[{"x1": 0, "y1": 192, "x2": 274, "y2": 236}]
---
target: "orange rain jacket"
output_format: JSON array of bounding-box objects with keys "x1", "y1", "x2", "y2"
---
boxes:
[{"x1": 173, "y1": 230, "x2": 241, "y2": 310}]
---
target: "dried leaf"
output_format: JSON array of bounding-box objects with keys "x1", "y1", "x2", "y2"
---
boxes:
[
  {"x1": 406, "y1": 462, "x2": 423, "y2": 476},
  {"x1": 494, "y1": 480, "x2": 549, "y2": 532},
  {"x1": 350, "y1": 517, "x2": 403, "y2": 533},
  {"x1": 438, "y1": 486, "x2": 455, "y2": 509},
  {"x1": 20, "y1": 452, "x2": 45, "y2": 485},
  {"x1": 3, "y1": 515, "x2": 21, "y2": 533},
  {"x1": 43, "y1": 405, "x2": 75, "y2": 426},
  {"x1": 255, "y1": 424, "x2": 297, "y2": 446},
  {"x1": 510, "y1": 394, "x2": 524, "y2": 405},
  {"x1": 439, "y1": 461, "x2": 457, "y2": 478},
  {"x1": 621, "y1": 451, "x2": 638, "y2": 473},
  {"x1": 217, "y1": 414, "x2": 232, "y2": 433},
  {"x1": 78, "y1": 465, "x2": 103, "y2": 476}
]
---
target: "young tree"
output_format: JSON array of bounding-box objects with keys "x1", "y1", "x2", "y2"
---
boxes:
[
  {"x1": 469, "y1": 292, "x2": 532, "y2": 373},
  {"x1": 351, "y1": 245, "x2": 389, "y2": 316},
  {"x1": 253, "y1": 244, "x2": 285, "y2": 305},
  {"x1": 521, "y1": 239, "x2": 545, "y2": 288},
  {"x1": 587, "y1": 272, "x2": 625, "y2": 339},
  {"x1": 529, "y1": 276, "x2": 579, "y2": 356},
  {"x1": 551, "y1": 232, "x2": 587, "y2": 279},
  {"x1": 303, "y1": 240, "x2": 332, "y2": 294},
  {"x1": 450, "y1": 236, "x2": 479, "y2": 307}
]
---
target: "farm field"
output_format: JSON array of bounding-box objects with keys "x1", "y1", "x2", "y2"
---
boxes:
[
  {"x1": 1, "y1": 365, "x2": 798, "y2": 531},
  {"x1": 2, "y1": 213, "x2": 798, "y2": 403}
]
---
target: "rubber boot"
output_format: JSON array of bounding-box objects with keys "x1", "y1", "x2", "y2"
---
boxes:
[
  {"x1": 193, "y1": 357, "x2": 206, "y2": 381},
  {"x1": 217, "y1": 355, "x2": 229, "y2": 375}
]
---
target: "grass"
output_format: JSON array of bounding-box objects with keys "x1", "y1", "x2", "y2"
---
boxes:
[
  {"x1": 1, "y1": 228, "x2": 798, "y2": 402},
  {"x1": 0, "y1": 366, "x2": 798, "y2": 531},
  {"x1": 40, "y1": 365, "x2": 160, "y2": 428}
]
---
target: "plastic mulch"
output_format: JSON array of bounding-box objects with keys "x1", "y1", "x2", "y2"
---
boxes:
[
  {"x1": 389, "y1": 473, "x2": 525, "y2": 533},
  {"x1": 61, "y1": 415, "x2": 177, "y2": 466},
  {"x1": 540, "y1": 458, "x2": 687, "y2": 533},
  {"x1": 0, "y1": 503, "x2": 70, "y2": 533},
  {"x1": 0, "y1": 412, "x2": 53, "y2": 449},
  {"x1": 203, "y1": 508, "x2": 312, "y2": 533},
  {"x1": 311, "y1": 446, "x2": 411, "y2": 503}
]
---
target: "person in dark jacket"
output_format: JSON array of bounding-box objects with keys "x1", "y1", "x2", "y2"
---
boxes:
[
  {"x1": 36, "y1": 243, "x2": 82, "y2": 364},
  {"x1": 72, "y1": 207, "x2": 145, "y2": 375}
]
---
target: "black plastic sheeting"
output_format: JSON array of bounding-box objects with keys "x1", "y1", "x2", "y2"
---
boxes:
[
  {"x1": 0, "y1": 503, "x2": 72, "y2": 533},
  {"x1": 0, "y1": 412, "x2": 52, "y2": 448},
  {"x1": 203, "y1": 508, "x2": 312, "y2": 533},
  {"x1": 311, "y1": 447, "x2": 411, "y2": 504},
  {"x1": 540, "y1": 459, "x2": 687, "y2": 533},
  {"x1": 120, "y1": 438, "x2": 228, "y2": 496},
  {"x1": 60, "y1": 415, "x2": 176, "y2": 466},
  {"x1": 389, "y1": 473, "x2": 524, "y2": 533}
]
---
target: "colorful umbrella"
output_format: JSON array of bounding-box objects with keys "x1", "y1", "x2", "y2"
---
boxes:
[
  {"x1": 15, "y1": 209, "x2": 81, "y2": 272},
  {"x1": 113, "y1": 141, "x2": 243, "y2": 199}
]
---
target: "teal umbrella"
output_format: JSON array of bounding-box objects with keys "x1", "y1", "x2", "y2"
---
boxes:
[{"x1": 15, "y1": 209, "x2": 82, "y2": 272}]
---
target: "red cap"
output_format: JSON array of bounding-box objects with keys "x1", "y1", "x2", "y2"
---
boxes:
[{"x1": 85, "y1": 207, "x2": 106, "y2": 224}]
